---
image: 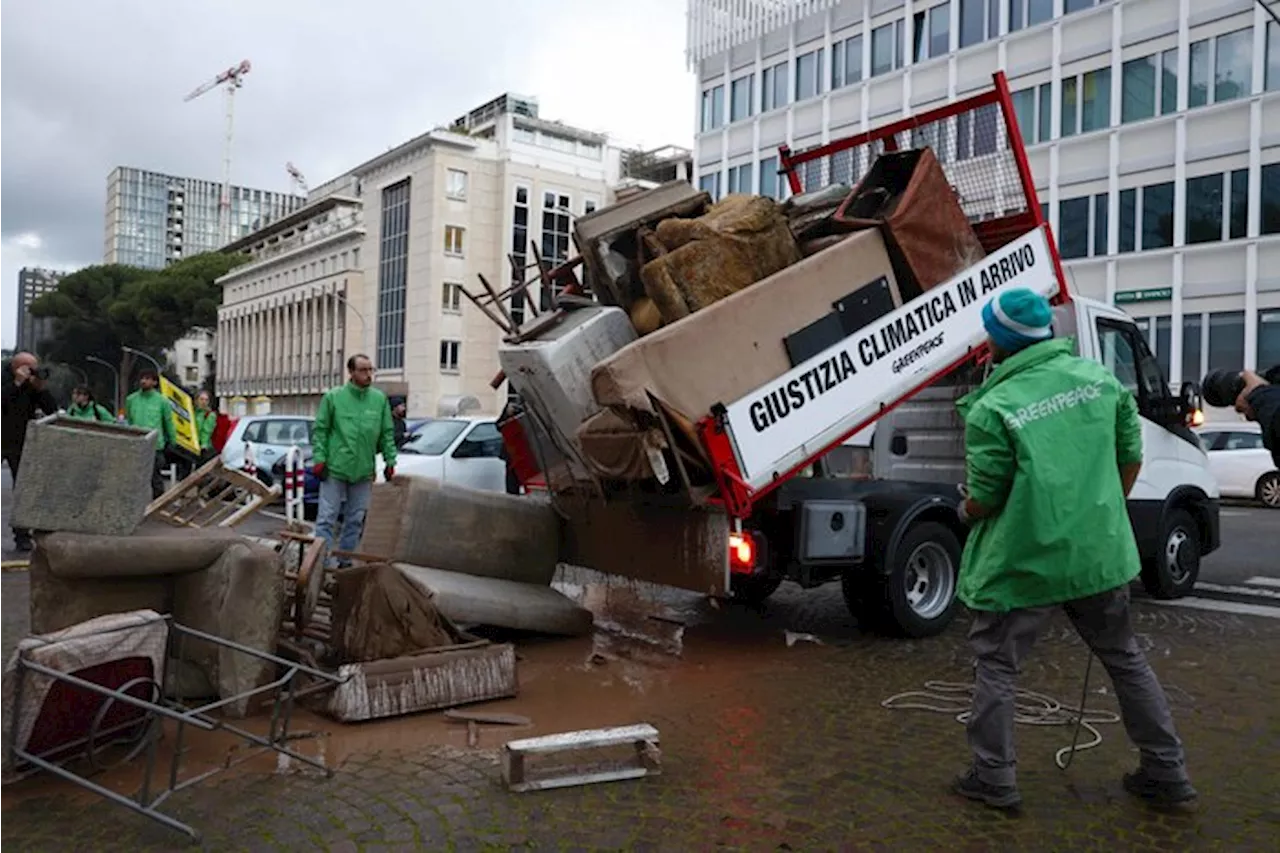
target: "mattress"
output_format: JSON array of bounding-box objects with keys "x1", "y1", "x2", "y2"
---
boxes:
[{"x1": 2, "y1": 609, "x2": 168, "y2": 782}]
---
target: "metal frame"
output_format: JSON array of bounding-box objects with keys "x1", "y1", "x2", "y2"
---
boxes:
[
  {"x1": 697, "y1": 72, "x2": 1073, "y2": 520},
  {"x1": 6, "y1": 616, "x2": 346, "y2": 842}
]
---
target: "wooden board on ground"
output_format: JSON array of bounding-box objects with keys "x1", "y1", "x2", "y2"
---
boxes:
[
  {"x1": 444, "y1": 709, "x2": 531, "y2": 726},
  {"x1": 502, "y1": 723, "x2": 661, "y2": 793}
]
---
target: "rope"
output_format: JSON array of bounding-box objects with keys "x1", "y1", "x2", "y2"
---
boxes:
[{"x1": 881, "y1": 656, "x2": 1118, "y2": 771}]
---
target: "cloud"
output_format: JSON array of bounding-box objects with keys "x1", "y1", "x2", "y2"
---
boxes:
[{"x1": 0, "y1": 0, "x2": 693, "y2": 347}]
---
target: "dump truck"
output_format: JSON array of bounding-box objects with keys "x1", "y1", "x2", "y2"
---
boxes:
[{"x1": 498, "y1": 73, "x2": 1220, "y2": 638}]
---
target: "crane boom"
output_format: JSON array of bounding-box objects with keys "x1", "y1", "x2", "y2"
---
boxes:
[
  {"x1": 183, "y1": 60, "x2": 251, "y2": 102},
  {"x1": 182, "y1": 59, "x2": 252, "y2": 246}
]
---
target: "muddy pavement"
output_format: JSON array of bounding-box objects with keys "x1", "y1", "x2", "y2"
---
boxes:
[{"x1": 4, "y1": 568, "x2": 1279, "y2": 852}]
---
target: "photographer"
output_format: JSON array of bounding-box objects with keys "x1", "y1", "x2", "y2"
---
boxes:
[
  {"x1": 2, "y1": 352, "x2": 59, "y2": 551},
  {"x1": 1235, "y1": 370, "x2": 1280, "y2": 468}
]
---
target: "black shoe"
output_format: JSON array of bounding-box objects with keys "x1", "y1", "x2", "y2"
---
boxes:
[
  {"x1": 1122, "y1": 768, "x2": 1197, "y2": 806},
  {"x1": 952, "y1": 769, "x2": 1022, "y2": 809}
]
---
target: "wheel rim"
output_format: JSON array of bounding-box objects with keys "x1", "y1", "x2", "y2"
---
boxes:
[
  {"x1": 904, "y1": 542, "x2": 955, "y2": 620},
  {"x1": 1260, "y1": 476, "x2": 1280, "y2": 508},
  {"x1": 1164, "y1": 528, "x2": 1192, "y2": 584}
]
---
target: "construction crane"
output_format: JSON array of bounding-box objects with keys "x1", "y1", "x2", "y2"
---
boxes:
[
  {"x1": 286, "y1": 162, "x2": 308, "y2": 196},
  {"x1": 184, "y1": 59, "x2": 252, "y2": 247}
]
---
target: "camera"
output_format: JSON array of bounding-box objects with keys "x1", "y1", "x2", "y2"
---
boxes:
[
  {"x1": 33, "y1": 366, "x2": 51, "y2": 380},
  {"x1": 1201, "y1": 365, "x2": 1280, "y2": 408}
]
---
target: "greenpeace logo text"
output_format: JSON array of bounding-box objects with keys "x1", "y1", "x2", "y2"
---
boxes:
[
  {"x1": 1003, "y1": 381, "x2": 1105, "y2": 431},
  {"x1": 892, "y1": 333, "x2": 945, "y2": 374}
]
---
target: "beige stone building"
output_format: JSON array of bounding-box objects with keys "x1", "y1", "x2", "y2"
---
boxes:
[{"x1": 216, "y1": 93, "x2": 623, "y2": 417}]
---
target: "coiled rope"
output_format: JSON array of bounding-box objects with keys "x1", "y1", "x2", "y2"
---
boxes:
[{"x1": 881, "y1": 656, "x2": 1119, "y2": 770}]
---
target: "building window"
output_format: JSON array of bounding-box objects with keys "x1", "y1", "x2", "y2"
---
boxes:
[
  {"x1": 511, "y1": 186, "x2": 529, "y2": 326},
  {"x1": 1141, "y1": 182, "x2": 1174, "y2": 250},
  {"x1": 446, "y1": 169, "x2": 467, "y2": 200},
  {"x1": 730, "y1": 74, "x2": 754, "y2": 122},
  {"x1": 1207, "y1": 312, "x2": 1245, "y2": 372},
  {"x1": 1122, "y1": 49, "x2": 1178, "y2": 123},
  {"x1": 1264, "y1": 164, "x2": 1280, "y2": 235},
  {"x1": 727, "y1": 164, "x2": 752, "y2": 195},
  {"x1": 1093, "y1": 192, "x2": 1108, "y2": 257},
  {"x1": 1181, "y1": 313, "x2": 1202, "y2": 383},
  {"x1": 959, "y1": 0, "x2": 999, "y2": 49},
  {"x1": 1008, "y1": 0, "x2": 1054, "y2": 33},
  {"x1": 1184, "y1": 173, "x2": 1224, "y2": 245},
  {"x1": 1061, "y1": 67, "x2": 1110, "y2": 138},
  {"x1": 1229, "y1": 169, "x2": 1249, "y2": 240},
  {"x1": 439, "y1": 340, "x2": 460, "y2": 373},
  {"x1": 700, "y1": 84, "x2": 725, "y2": 131},
  {"x1": 1064, "y1": 0, "x2": 1097, "y2": 12},
  {"x1": 1014, "y1": 84, "x2": 1054, "y2": 144},
  {"x1": 758, "y1": 156, "x2": 779, "y2": 200},
  {"x1": 871, "y1": 21, "x2": 903, "y2": 77},
  {"x1": 541, "y1": 192, "x2": 571, "y2": 266},
  {"x1": 955, "y1": 104, "x2": 998, "y2": 160},
  {"x1": 699, "y1": 171, "x2": 722, "y2": 201},
  {"x1": 442, "y1": 281, "x2": 463, "y2": 314},
  {"x1": 1119, "y1": 188, "x2": 1136, "y2": 253},
  {"x1": 795, "y1": 48, "x2": 823, "y2": 100},
  {"x1": 913, "y1": 2, "x2": 951, "y2": 63},
  {"x1": 1059, "y1": 196, "x2": 1091, "y2": 259},
  {"x1": 376, "y1": 178, "x2": 410, "y2": 370},
  {"x1": 832, "y1": 35, "x2": 864, "y2": 88},
  {"x1": 761, "y1": 61, "x2": 788, "y2": 111},
  {"x1": 444, "y1": 225, "x2": 465, "y2": 256},
  {"x1": 1268, "y1": 22, "x2": 1280, "y2": 92},
  {"x1": 584, "y1": 198, "x2": 598, "y2": 215},
  {"x1": 1190, "y1": 29, "x2": 1253, "y2": 108},
  {"x1": 1154, "y1": 316, "x2": 1172, "y2": 381},
  {"x1": 1258, "y1": 309, "x2": 1280, "y2": 370}
]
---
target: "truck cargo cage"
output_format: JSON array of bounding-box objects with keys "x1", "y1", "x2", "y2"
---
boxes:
[{"x1": 698, "y1": 72, "x2": 1071, "y2": 520}]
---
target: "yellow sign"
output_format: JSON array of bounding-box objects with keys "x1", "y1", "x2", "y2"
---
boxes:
[{"x1": 160, "y1": 377, "x2": 202, "y2": 457}]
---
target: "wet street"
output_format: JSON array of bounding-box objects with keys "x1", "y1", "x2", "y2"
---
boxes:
[{"x1": 2, "y1": 465, "x2": 1279, "y2": 850}]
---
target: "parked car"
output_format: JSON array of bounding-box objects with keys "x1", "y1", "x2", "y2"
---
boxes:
[
  {"x1": 221, "y1": 415, "x2": 314, "y2": 484},
  {"x1": 376, "y1": 416, "x2": 506, "y2": 492},
  {"x1": 1196, "y1": 422, "x2": 1279, "y2": 509}
]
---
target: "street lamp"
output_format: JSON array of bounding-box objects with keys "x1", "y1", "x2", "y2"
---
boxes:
[
  {"x1": 121, "y1": 345, "x2": 164, "y2": 375},
  {"x1": 85, "y1": 356, "x2": 121, "y2": 414}
]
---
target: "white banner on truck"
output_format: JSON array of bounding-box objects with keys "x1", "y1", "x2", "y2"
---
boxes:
[{"x1": 723, "y1": 227, "x2": 1059, "y2": 487}]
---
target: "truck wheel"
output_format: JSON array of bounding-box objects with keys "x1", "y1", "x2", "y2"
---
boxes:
[
  {"x1": 845, "y1": 521, "x2": 960, "y2": 638},
  {"x1": 730, "y1": 573, "x2": 784, "y2": 606},
  {"x1": 1140, "y1": 508, "x2": 1200, "y2": 599},
  {"x1": 1255, "y1": 471, "x2": 1280, "y2": 509}
]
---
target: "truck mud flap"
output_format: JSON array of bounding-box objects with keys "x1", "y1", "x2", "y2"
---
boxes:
[{"x1": 559, "y1": 501, "x2": 730, "y2": 597}]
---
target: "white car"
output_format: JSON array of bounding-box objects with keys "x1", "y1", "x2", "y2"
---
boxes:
[
  {"x1": 1196, "y1": 422, "x2": 1279, "y2": 509},
  {"x1": 376, "y1": 416, "x2": 507, "y2": 493},
  {"x1": 222, "y1": 414, "x2": 314, "y2": 475}
]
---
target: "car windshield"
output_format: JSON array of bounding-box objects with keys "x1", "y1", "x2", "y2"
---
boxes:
[{"x1": 401, "y1": 420, "x2": 467, "y2": 456}]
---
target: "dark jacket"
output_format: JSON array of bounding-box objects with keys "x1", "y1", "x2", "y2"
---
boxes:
[
  {"x1": 1246, "y1": 384, "x2": 1280, "y2": 469},
  {"x1": 2, "y1": 370, "x2": 59, "y2": 456},
  {"x1": 393, "y1": 415, "x2": 407, "y2": 450}
]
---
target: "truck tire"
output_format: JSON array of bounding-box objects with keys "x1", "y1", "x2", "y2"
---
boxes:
[
  {"x1": 730, "y1": 572, "x2": 784, "y2": 606},
  {"x1": 1140, "y1": 508, "x2": 1200, "y2": 599},
  {"x1": 846, "y1": 521, "x2": 960, "y2": 638}
]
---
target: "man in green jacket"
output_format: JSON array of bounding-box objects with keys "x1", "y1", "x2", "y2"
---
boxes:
[
  {"x1": 67, "y1": 386, "x2": 115, "y2": 423},
  {"x1": 125, "y1": 369, "x2": 176, "y2": 498},
  {"x1": 311, "y1": 354, "x2": 397, "y2": 560},
  {"x1": 952, "y1": 288, "x2": 1193, "y2": 810}
]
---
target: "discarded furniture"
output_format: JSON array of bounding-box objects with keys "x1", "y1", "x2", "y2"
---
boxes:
[
  {"x1": 397, "y1": 563, "x2": 594, "y2": 636},
  {"x1": 2, "y1": 609, "x2": 344, "y2": 842},
  {"x1": 11, "y1": 414, "x2": 157, "y2": 536},
  {"x1": 502, "y1": 724, "x2": 661, "y2": 792},
  {"x1": 145, "y1": 456, "x2": 279, "y2": 529},
  {"x1": 28, "y1": 531, "x2": 283, "y2": 718}
]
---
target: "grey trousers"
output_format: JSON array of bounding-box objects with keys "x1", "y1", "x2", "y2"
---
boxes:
[{"x1": 967, "y1": 584, "x2": 1188, "y2": 786}]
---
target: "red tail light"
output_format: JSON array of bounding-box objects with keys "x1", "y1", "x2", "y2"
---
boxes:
[{"x1": 728, "y1": 532, "x2": 756, "y2": 574}]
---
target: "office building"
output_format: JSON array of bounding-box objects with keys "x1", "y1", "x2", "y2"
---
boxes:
[
  {"x1": 216, "y1": 93, "x2": 620, "y2": 416},
  {"x1": 15, "y1": 267, "x2": 64, "y2": 353},
  {"x1": 103, "y1": 166, "x2": 306, "y2": 269},
  {"x1": 689, "y1": 0, "x2": 1280, "y2": 384}
]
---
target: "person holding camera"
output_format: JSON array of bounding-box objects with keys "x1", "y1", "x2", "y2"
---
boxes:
[
  {"x1": 1201, "y1": 367, "x2": 1280, "y2": 468},
  {"x1": 2, "y1": 352, "x2": 59, "y2": 551}
]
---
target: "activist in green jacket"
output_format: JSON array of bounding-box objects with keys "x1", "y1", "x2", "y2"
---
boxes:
[
  {"x1": 125, "y1": 377, "x2": 175, "y2": 450},
  {"x1": 956, "y1": 329, "x2": 1143, "y2": 613},
  {"x1": 311, "y1": 380, "x2": 397, "y2": 483},
  {"x1": 194, "y1": 392, "x2": 217, "y2": 450},
  {"x1": 68, "y1": 386, "x2": 115, "y2": 423}
]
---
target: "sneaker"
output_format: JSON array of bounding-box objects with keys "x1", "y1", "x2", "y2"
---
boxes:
[
  {"x1": 1122, "y1": 768, "x2": 1197, "y2": 806},
  {"x1": 952, "y1": 769, "x2": 1022, "y2": 809}
]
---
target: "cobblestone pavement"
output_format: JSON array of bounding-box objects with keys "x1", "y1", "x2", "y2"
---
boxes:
[{"x1": 4, "y1": 569, "x2": 1279, "y2": 852}]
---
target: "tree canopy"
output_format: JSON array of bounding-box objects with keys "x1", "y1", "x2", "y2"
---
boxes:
[{"x1": 28, "y1": 251, "x2": 244, "y2": 408}]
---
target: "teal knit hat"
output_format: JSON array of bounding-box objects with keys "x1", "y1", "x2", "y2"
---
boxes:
[{"x1": 981, "y1": 288, "x2": 1053, "y2": 352}]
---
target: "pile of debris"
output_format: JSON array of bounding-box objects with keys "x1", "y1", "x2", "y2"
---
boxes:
[{"x1": 488, "y1": 145, "x2": 986, "y2": 498}]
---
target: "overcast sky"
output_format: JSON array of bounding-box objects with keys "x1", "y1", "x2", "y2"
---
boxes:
[{"x1": 0, "y1": 0, "x2": 693, "y2": 348}]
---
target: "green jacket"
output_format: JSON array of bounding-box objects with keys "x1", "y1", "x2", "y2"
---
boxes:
[
  {"x1": 195, "y1": 409, "x2": 217, "y2": 449},
  {"x1": 956, "y1": 338, "x2": 1143, "y2": 612},
  {"x1": 68, "y1": 402, "x2": 115, "y2": 423},
  {"x1": 125, "y1": 389, "x2": 175, "y2": 450},
  {"x1": 312, "y1": 382, "x2": 397, "y2": 483}
]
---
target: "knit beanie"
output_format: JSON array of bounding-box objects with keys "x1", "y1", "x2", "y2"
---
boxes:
[{"x1": 981, "y1": 288, "x2": 1053, "y2": 353}]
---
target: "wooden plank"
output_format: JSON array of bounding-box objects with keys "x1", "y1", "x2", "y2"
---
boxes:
[
  {"x1": 508, "y1": 767, "x2": 652, "y2": 793},
  {"x1": 505, "y1": 724, "x2": 658, "y2": 755},
  {"x1": 444, "y1": 709, "x2": 532, "y2": 726}
]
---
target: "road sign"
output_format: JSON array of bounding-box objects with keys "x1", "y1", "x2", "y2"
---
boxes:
[{"x1": 1114, "y1": 287, "x2": 1172, "y2": 304}]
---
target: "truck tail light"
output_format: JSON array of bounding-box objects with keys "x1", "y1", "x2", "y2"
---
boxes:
[{"x1": 728, "y1": 532, "x2": 756, "y2": 574}]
